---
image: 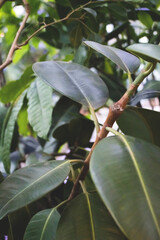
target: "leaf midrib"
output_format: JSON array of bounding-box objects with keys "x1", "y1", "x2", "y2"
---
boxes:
[
  {"x1": 55, "y1": 62, "x2": 91, "y2": 107},
  {"x1": 40, "y1": 208, "x2": 56, "y2": 240},
  {"x1": 36, "y1": 79, "x2": 51, "y2": 131},
  {"x1": 119, "y1": 135, "x2": 160, "y2": 236},
  {"x1": 0, "y1": 161, "x2": 69, "y2": 219},
  {"x1": 85, "y1": 193, "x2": 96, "y2": 240}
]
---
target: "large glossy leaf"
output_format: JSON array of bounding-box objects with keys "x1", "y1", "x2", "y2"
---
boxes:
[
  {"x1": 90, "y1": 135, "x2": 160, "y2": 240},
  {"x1": 126, "y1": 43, "x2": 160, "y2": 62},
  {"x1": 84, "y1": 41, "x2": 140, "y2": 73},
  {"x1": 0, "y1": 160, "x2": 71, "y2": 219},
  {"x1": 117, "y1": 106, "x2": 160, "y2": 147},
  {"x1": 33, "y1": 61, "x2": 109, "y2": 109},
  {"x1": 24, "y1": 208, "x2": 60, "y2": 240},
  {"x1": 27, "y1": 78, "x2": 53, "y2": 139},
  {"x1": 130, "y1": 80, "x2": 160, "y2": 105},
  {"x1": 0, "y1": 92, "x2": 26, "y2": 173},
  {"x1": 56, "y1": 192, "x2": 126, "y2": 240}
]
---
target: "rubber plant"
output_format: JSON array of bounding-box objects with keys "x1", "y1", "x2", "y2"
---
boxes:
[{"x1": 1, "y1": 41, "x2": 160, "y2": 240}]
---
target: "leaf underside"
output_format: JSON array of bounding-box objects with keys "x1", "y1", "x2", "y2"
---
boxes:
[{"x1": 33, "y1": 61, "x2": 109, "y2": 109}]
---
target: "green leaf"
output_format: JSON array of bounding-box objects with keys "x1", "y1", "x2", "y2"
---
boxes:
[
  {"x1": 51, "y1": 96, "x2": 81, "y2": 133},
  {"x1": 138, "y1": 12, "x2": 153, "y2": 29},
  {"x1": 32, "y1": 61, "x2": 109, "y2": 109},
  {"x1": 90, "y1": 135, "x2": 160, "y2": 240},
  {"x1": 24, "y1": 208, "x2": 60, "y2": 240},
  {"x1": 0, "y1": 105, "x2": 8, "y2": 138},
  {"x1": 56, "y1": 192, "x2": 126, "y2": 240},
  {"x1": 0, "y1": 66, "x2": 34, "y2": 104},
  {"x1": 17, "y1": 102, "x2": 30, "y2": 136},
  {"x1": 100, "y1": 72, "x2": 126, "y2": 102},
  {"x1": 27, "y1": 78, "x2": 53, "y2": 139},
  {"x1": 0, "y1": 92, "x2": 26, "y2": 173},
  {"x1": 13, "y1": 45, "x2": 29, "y2": 64},
  {"x1": 126, "y1": 43, "x2": 160, "y2": 62},
  {"x1": 70, "y1": 24, "x2": 83, "y2": 48},
  {"x1": 131, "y1": 80, "x2": 160, "y2": 105},
  {"x1": 8, "y1": 207, "x2": 31, "y2": 240},
  {"x1": 84, "y1": 41, "x2": 140, "y2": 73},
  {"x1": 27, "y1": 0, "x2": 40, "y2": 15},
  {"x1": 0, "y1": 160, "x2": 71, "y2": 219},
  {"x1": 108, "y1": 3, "x2": 128, "y2": 21},
  {"x1": 84, "y1": 8, "x2": 97, "y2": 18},
  {"x1": 53, "y1": 116, "x2": 94, "y2": 147},
  {"x1": 117, "y1": 106, "x2": 160, "y2": 147}
]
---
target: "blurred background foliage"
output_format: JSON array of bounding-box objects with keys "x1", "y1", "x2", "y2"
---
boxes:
[{"x1": 1, "y1": 0, "x2": 160, "y2": 238}]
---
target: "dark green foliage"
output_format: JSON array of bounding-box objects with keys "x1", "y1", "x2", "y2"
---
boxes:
[{"x1": 0, "y1": 0, "x2": 160, "y2": 239}]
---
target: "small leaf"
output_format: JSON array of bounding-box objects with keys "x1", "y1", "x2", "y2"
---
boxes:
[
  {"x1": 0, "y1": 92, "x2": 26, "y2": 173},
  {"x1": 0, "y1": 66, "x2": 34, "y2": 104},
  {"x1": 17, "y1": 102, "x2": 30, "y2": 136},
  {"x1": 33, "y1": 61, "x2": 109, "y2": 109},
  {"x1": 84, "y1": 41, "x2": 140, "y2": 73},
  {"x1": 70, "y1": 24, "x2": 83, "y2": 48},
  {"x1": 13, "y1": 45, "x2": 29, "y2": 64},
  {"x1": 24, "y1": 208, "x2": 60, "y2": 240},
  {"x1": 0, "y1": 160, "x2": 71, "y2": 219},
  {"x1": 126, "y1": 43, "x2": 160, "y2": 62},
  {"x1": 117, "y1": 106, "x2": 160, "y2": 147},
  {"x1": 27, "y1": 78, "x2": 53, "y2": 139},
  {"x1": 56, "y1": 192, "x2": 126, "y2": 240},
  {"x1": 138, "y1": 12, "x2": 153, "y2": 29},
  {"x1": 90, "y1": 135, "x2": 160, "y2": 240},
  {"x1": 84, "y1": 8, "x2": 97, "y2": 18}
]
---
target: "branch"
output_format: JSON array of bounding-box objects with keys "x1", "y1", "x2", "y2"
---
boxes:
[
  {"x1": 0, "y1": 49, "x2": 6, "y2": 87},
  {"x1": 18, "y1": 1, "x2": 96, "y2": 47},
  {"x1": 0, "y1": 0, "x2": 110, "y2": 71},
  {"x1": 68, "y1": 62, "x2": 156, "y2": 201},
  {"x1": 0, "y1": 0, "x2": 30, "y2": 72}
]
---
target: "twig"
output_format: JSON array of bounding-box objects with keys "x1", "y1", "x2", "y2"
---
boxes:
[
  {"x1": 68, "y1": 62, "x2": 156, "y2": 201},
  {"x1": 0, "y1": 49, "x2": 6, "y2": 87},
  {"x1": 18, "y1": 1, "x2": 95, "y2": 47},
  {"x1": 0, "y1": 0, "x2": 30, "y2": 72},
  {"x1": 0, "y1": 0, "x2": 109, "y2": 71}
]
